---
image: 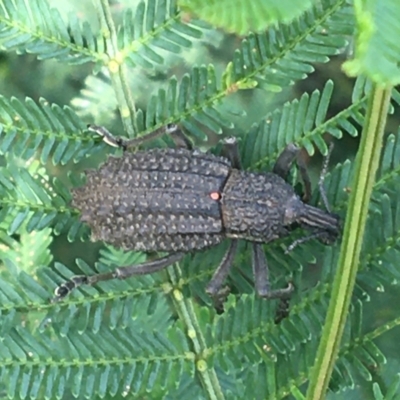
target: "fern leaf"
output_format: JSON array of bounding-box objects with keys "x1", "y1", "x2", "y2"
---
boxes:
[
  {"x1": 129, "y1": 2, "x2": 357, "y2": 142},
  {"x1": 133, "y1": 65, "x2": 235, "y2": 140},
  {"x1": 343, "y1": 0, "x2": 400, "y2": 85},
  {"x1": 229, "y1": 0, "x2": 354, "y2": 92},
  {"x1": 0, "y1": 0, "x2": 99, "y2": 63},
  {"x1": 70, "y1": 70, "x2": 118, "y2": 125},
  {"x1": 0, "y1": 323, "x2": 194, "y2": 399},
  {"x1": 178, "y1": 0, "x2": 315, "y2": 35},
  {"x1": 118, "y1": 0, "x2": 203, "y2": 69},
  {"x1": 238, "y1": 80, "x2": 357, "y2": 172},
  {"x1": 36, "y1": 252, "x2": 175, "y2": 336},
  {"x1": 0, "y1": 95, "x2": 108, "y2": 164},
  {"x1": 0, "y1": 158, "x2": 89, "y2": 242}
]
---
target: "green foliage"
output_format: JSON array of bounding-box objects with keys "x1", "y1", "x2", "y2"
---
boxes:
[
  {"x1": 0, "y1": 0, "x2": 399, "y2": 399},
  {"x1": 0, "y1": 0, "x2": 99, "y2": 64},
  {"x1": 343, "y1": 0, "x2": 400, "y2": 85},
  {"x1": 178, "y1": 0, "x2": 315, "y2": 35}
]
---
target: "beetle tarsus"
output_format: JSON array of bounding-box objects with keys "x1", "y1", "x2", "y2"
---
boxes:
[
  {"x1": 274, "y1": 296, "x2": 291, "y2": 323},
  {"x1": 210, "y1": 286, "x2": 231, "y2": 313},
  {"x1": 253, "y1": 243, "x2": 294, "y2": 302},
  {"x1": 52, "y1": 275, "x2": 89, "y2": 301},
  {"x1": 87, "y1": 123, "x2": 182, "y2": 150}
]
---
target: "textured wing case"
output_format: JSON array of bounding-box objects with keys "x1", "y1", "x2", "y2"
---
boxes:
[{"x1": 71, "y1": 148, "x2": 231, "y2": 252}]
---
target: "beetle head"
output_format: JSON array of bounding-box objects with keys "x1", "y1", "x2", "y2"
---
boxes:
[{"x1": 283, "y1": 195, "x2": 341, "y2": 249}]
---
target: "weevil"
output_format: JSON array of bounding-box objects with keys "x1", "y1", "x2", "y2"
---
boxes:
[{"x1": 54, "y1": 124, "x2": 341, "y2": 301}]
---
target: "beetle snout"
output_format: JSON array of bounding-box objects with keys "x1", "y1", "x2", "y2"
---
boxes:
[
  {"x1": 300, "y1": 204, "x2": 341, "y2": 243},
  {"x1": 316, "y1": 211, "x2": 341, "y2": 244}
]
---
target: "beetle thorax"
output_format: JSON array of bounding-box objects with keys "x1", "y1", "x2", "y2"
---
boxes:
[{"x1": 221, "y1": 170, "x2": 298, "y2": 242}]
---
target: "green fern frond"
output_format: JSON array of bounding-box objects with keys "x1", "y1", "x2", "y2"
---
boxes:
[
  {"x1": 128, "y1": 64, "x2": 236, "y2": 140},
  {"x1": 0, "y1": 0, "x2": 100, "y2": 64},
  {"x1": 0, "y1": 95, "x2": 108, "y2": 164},
  {"x1": 238, "y1": 80, "x2": 357, "y2": 172},
  {"x1": 118, "y1": 0, "x2": 204, "y2": 69},
  {"x1": 28, "y1": 245, "x2": 175, "y2": 336},
  {"x1": 358, "y1": 192, "x2": 400, "y2": 293},
  {"x1": 178, "y1": 0, "x2": 315, "y2": 35},
  {"x1": 70, "y1": 69, "x2": 118, "y2": 125},
  {"x1": 240, "y1": 308, "x2": 397, "y2": 399},
  {"x1": 375, "y1": 132, "x2": 400, "y2": 197},
  {"x1": 0, "y1": 228, "x2": 52, "y2": 276},
  {"x1": 343, "y1": 0, "x2": 400, "y2": 85},
  {"x1": 0, "y1": 323, "x2": 194, "y2": 399},
  {"x1": 228, "y1": 0, "x2": 353, "y2": 92},
  {"x1": 0, "y1": 158, "x2": 89, "y2": 241},
  {"x1": 371, "y1": 373, "x2": 400, "y2": 400},
  {"x1": 130, "y1": 2, "x2": 357, "y2": 141}
]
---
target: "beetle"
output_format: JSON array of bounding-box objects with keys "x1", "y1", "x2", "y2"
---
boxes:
[{"x1": 54, "y1": 124, "x2": 341, "y2": 301}]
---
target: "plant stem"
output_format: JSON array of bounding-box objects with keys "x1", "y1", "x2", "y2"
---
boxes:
[
  {"x1": 306, "y1": 84, "x2": 392, "y2": 399},
  {"x1": 95, "y1": 0, "x2": 137, "y2": 135},
  {"x1": 167, "y1": 263, "x2": 225, "y2": 400}
]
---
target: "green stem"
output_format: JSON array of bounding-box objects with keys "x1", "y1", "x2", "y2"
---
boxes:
[
  {"x1": 306, "y1": 84, "x2": 392, "y2": 399},
  {"x1": 95, "y1": 0, "x2": 137, "y2": 136},
  {"x1": 167, "y1": 264, "x2": 225, "y2": 400}
]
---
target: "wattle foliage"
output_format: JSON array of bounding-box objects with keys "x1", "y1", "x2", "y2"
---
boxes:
[{"x1": 0, "y1": 0, "x2": 399, "y2": 399}]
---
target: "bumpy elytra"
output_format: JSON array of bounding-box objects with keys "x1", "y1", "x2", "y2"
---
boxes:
[{"x1": 54, "y1": 124, "x2": 341, "y2": 301}]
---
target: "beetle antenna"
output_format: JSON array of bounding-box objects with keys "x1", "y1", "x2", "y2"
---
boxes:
[
  {"x1": 285, "y1": 231, "x2": 327, "y2": 254},
  {"x1": 318, "y1": 142, "x2": 334, "y2": 212}
]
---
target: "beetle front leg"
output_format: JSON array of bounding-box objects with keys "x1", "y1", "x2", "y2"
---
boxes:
[
  {"x1": 87, "y1": 123, "x2": 191, "y2": 150},
  {"x1": 252, "y1": 243, "x2": 294, "y2": 299},
  {"x1": 273, "y1": 144, "x2": 312, "y2": 203},
  {"x1": 53, "y1": 252, "x2": 185, "y2": 301}
]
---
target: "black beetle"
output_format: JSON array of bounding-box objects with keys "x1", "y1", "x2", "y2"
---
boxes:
[{"x1": 54, "y1": 124, "x2": 340, "y2": 301}]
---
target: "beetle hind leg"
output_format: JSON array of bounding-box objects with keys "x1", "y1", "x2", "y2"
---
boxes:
[{"x1": 53, "y1": 252, "x2": 185, "y2": 301}]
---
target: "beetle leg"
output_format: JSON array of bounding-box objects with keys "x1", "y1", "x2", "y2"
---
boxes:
[
  {"x1": 220, "y1": 137, "x2": 242, "y2": 169},
  {"x1": 274, "y1": 297, "x2": 291, "y2": 324},
  {"x1": 273, "y1": 143, "x2": 299, "y2": 178},
  {"x1": 285, "y1": 230, "x2": 333, "y2": 254},
  {"x1": 87, "y1": 123, "x2": 186, "y2": 150},
  {"x1": 206, "y1": 239, "x2": 239, "y2": 296},
  {"x1": 169, "y1": 128, "x2": 193, "y2": 150},
  {"x1": 273, "y1": 144, "x2": 312, "y2": 203},
  {"x1": 252, "y1": 243, "x2": 294, "y2": 299},
  {"x1": 53, "y1": 252, "x2": 185, "y2": 300},
  {"x1": 318, "y1": 142, "x2": 334, "y2": 212}
]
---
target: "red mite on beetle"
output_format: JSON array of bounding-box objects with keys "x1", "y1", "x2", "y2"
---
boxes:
[{"x1": 54, "y1": 124, "x2": 341, "y2": 303}]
